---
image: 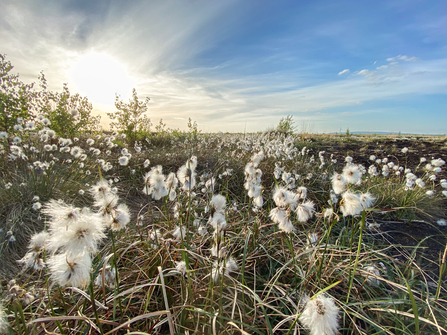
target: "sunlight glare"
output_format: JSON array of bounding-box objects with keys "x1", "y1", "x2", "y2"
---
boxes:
[{"x1": 69, "y1": 52, "x2": 135, "y2": 106}]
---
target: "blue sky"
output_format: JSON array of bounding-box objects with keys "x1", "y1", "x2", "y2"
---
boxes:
[{"x1": 1, "y1": 0, "x2": 446, "y2": 133}]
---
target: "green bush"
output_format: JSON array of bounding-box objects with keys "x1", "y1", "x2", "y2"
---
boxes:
[
  {"x1": 37, "y1": 74, "x2": 101, "y2": 137},
  {"x1": 276, "y1": 115, "x2": 297, "y2": 135},
  {"x1": 0, "y1": 54, "x2": 35, "y2": 134},
  {"x1": 107, "y1": 88, "x2": 151, "y2": 145}
]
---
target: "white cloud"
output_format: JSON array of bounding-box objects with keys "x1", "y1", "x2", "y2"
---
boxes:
[
  {"x1": 376, "y1": 65, "x2": 388, "y2": 70},
  {"x1": 127, "y1": 56, "x2": 447, "y2": 132},
  {"x1": 338, "y1": 69, "x2": 350, "y2": 75},
  {"x1": 387, "y1": 55, "x2": 418, "y2": 62},
  {"x1": 356, "y1": 69, "x2": 370, "y2": 75}
]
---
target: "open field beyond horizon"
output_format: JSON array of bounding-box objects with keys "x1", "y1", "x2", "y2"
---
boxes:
[{"x1": 1, "y1": 128, "x2": 447, "y2": 334}]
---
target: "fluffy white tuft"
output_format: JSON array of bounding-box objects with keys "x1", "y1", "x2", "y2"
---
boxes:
[
  {"x1": 48, "y1": 252, "x2": 92, "y2": 288},
  {"x1": 299, "y1": 294, "x2": 339, "y2": 335}
]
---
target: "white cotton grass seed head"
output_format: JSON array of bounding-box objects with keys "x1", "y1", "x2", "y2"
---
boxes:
[
  {"x1": 272, "y1": 187, "x2": 291, "y2": 207},
  {"x1": 175, "y1": 261, "x2": 187, "y2": 276},
  {"x1": 432, "y1": 158, "x2": 446, "y2": 167},
  {"x1": 295, "y1": 200, "x2": 315, "y2": 223},
  {"x1": 47, "y1": 211, "x2": 106, "y2": 254},
  {"x1": 148, "y1": 168, "x2": 168, "y2": 200},
  {"x1": 95, "y1": 193, "x2": 120, "y2": 213},
  {"x1": 173, "y1": 225, "x2": 187, "y2": 240},
  {"x1": 437, "y1": 219, "x2": 447, "y2": 226},
  {"x1": 32, "y1": 202, "x2": 42, "y2": 210},
  {"x1": 331, "y1": 173, "x2": 347, "y2": 195},
  {"x1": 323, "y1": 208, "x2": 335, "y2": 220},
  {"x1": 248, "y1": 183, "x2": 262, "y2": 198},
  {"x1": 187, "y1": 156, "x2": 198, "y2": 170},
  {"x1": 166, "y1": 172, "x2": 178, "y2": 189},
  {"x1": 359, "y1": 192, "x2": 376, "y2": 209},
  {"x1": 211, "y1": 260, "x2": 224, "y2": 283},
  {"x1": 118, "y1": 156, "x2": 129, "y2": 166},
  {"x1": 70, "y1": 146, "x2": 83, "y2": 158},
  {"x1": 177, "y1": 163, "x2": 197, "y2": 192},
  {"x1": 42, "y1": 200, "x2": 82, "y2": 230},
  {"x1": 210, "y1": 194, "x2": 226, "y2": 211},
  {"x1": 415, "y1": 178, "x2": 426, "y2": 188},
  {"x1": 253, "y1": 195, "x2": 263, "y2": 207},
  {"x1": 342, "y1": 164, "x2": 362, "y2": 185},
  {"x1": 28, "y1": 231, "x2": 50, "y2": 252},
  {"x1": 278, "y1": 217, "x2": 295, "y2": 233},
  {"x1": 269, "y1": 207, "x2": 288, "y2": 225},
  {"x1": 299, "y1": 293, "x2": 339, "y2": 335},
  {"x1": 209, "y1": 212, "x2": 227, "y2": 232},
  {"x1": 48, "y1": 251, "x2": 91, "y2": 288},
  {"x1": 340, "y1": 191, "x2": 363, "y2": 216},
  {"x1": 251, "y1": 150, "x2": 265, "y2": 167},
  {"x1": 90, "y1": 179, "x2": 112, "y2": 199},
  {"x1": 18, "y1": 251, "x2": 45, "y2": 270},
  {"x1": 225, "y1": 256, "x2": 238, "y2": 275},
  {"x1": 296, "y1": 186, "x2": 307, "y2": 199},
  {"x1": 109, "y1": 203, "x2": 130, "y2": 231}
]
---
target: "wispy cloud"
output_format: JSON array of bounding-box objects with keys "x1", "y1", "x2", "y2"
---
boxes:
[
  {"x1": 338, "y1": 69, "x2": 350, "y2": 75},
  {"x1": 131, "y1": 56, "x2": 447, "y2": 131},
  {"x1": 386, "y1": 55, "x2": 418, "y2": 62}
]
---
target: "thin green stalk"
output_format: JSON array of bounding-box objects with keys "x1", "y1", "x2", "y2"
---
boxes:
[
  {"x1": 46, "y1": 281, "x2": 65, "y2": 334},
  {"x1": 110, "y1": 231, "x2": 123, "y2": 320},
  {"x1": 88, "y1": 275, "x2": 104, "y2": 334},
  {"x1": 346, "y1": 210, "x2": 366, "y2": 304},
  {"x1": 435, "y1": 243, "x2": 447, "y2": 301},
  {"x1": 317, "y1": 217, "x2": 337, "y2": 285},
  {"x1": 13, "y1": 302, "x2": 29, "y2": 335},
  {"x1": 285, "y1": 232, "x2": 299, "y2": 286}
]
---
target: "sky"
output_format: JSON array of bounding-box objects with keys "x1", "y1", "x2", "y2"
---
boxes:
[{"x1": 1, "y1": 0, "x2": 447, "y2": 134}]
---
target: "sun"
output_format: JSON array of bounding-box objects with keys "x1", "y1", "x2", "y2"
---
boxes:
[{"x1": 69, "y1": 51, "x2": 135, "y2": 106}]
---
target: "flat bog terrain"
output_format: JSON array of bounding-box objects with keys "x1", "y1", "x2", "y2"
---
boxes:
[
  {"x1": 318, "y1": 135, "x2": 447, "y2": 272},
  {"x1": 1, "y1": 131, "x2": 447, "y2": 334}
]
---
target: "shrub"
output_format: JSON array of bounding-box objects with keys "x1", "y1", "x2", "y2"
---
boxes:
[
  {"x1": 37, "y1": 74, "x2": 102, "y2": 137},
  {"x1": 107, "y1": 88, "x2": 151, "y2": 144},
  {"x1": 276, "y1": 114, "x2": 297, "y2": 135},
  {"x1": 0, "y1": 54, "x2": 35, "y2": 134}
]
